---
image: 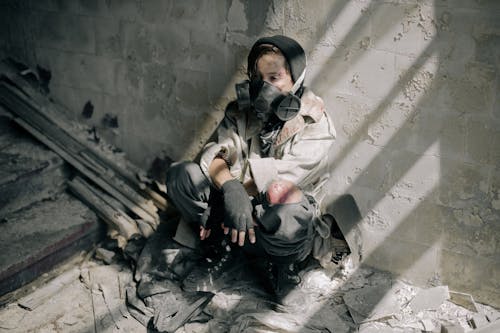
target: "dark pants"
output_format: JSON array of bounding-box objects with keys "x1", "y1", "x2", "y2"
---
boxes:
[{"x1": 166, "y1": 161, "x2": 315, "y2": 264}]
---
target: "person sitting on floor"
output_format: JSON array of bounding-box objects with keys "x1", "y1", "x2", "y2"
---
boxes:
[{"x1": 166, "y1": 35, "x2": 336, "y2": 297}]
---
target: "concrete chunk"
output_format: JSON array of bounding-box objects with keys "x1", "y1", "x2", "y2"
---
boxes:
[
  {"x1": 449, "y1": 291, "x2": 478, "y2": 312},
  {"x1": 468, "y1": 313, "x2": 489, "y2": 329},
  {"x1": 441, "y1": 323, "x2": 465, "y2": 333},
  {"x1": 343, "y1": 283, "x2": 402, "y2": 323},
  {"x1": 409, "y1": 286, "x2": 450, "y2": 313},
  {"x1": 473, "y1": 319, "x2": 500, "y2": 333},
  {"x1": 95, "y1": 247, "x2": 115, "y2": 265},
  {"x1": 420, "y1": 318, "x2": 435, "y2": 332}
]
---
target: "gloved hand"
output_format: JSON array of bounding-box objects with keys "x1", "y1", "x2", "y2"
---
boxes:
[{"x1": 221, "y1": 179, "x2": 254, "y2": 245}]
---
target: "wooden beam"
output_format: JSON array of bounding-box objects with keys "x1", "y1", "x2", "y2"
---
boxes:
[
  {"x1": 0, "y1": 61, "x2": 167, "y2": 211},
  {"x1": 0, "y1": 83, "x2": 160, "y2": 227},
  {"x1": 68, "y1": 177, "x2": 140, "y2": 240},
  {"x1": 10, "y1": 115, "x2": 157, "y2": 227}
]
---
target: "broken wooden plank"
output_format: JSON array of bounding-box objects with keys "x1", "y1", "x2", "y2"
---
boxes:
[
  {"x1": 135, "y1": 219, "x2": 155, "y2": 238},
  {"x1": 77, "y1": 176, "x2": 157, "y2": 237},
  {"x1": 144, "y1": 188, "x2": 168, "y2": 211},
  {"x1": 0, "y1": 60, "x2": 166, "y2": 211},
  {"x1": 68, "y1": 177, "x2": 140, "y2": 240},
  {"x1": 71, "y1": 175, "x2": 146, "y2": 236},
  {"x1": 8, "y1": 114, "x2": 158, "y2": 227},
  {"x1": 18, "y1": 267, "x2": 80, "y2": 311},
  {"x1": 0, "y1": 80, "x2": 160, "y2": 225}
]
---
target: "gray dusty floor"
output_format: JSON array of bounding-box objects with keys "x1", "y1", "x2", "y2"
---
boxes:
[{"x1": 0, "y1": 245, "x2": 499, "y2": 333}]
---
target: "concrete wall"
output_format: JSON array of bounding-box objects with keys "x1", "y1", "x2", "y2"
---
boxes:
[{"x1": 1, "y1": 0, "x2": 499, "y2": 306}]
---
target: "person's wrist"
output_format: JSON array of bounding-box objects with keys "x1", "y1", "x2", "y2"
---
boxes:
[{"x1": 209, "y1": 158, "x2": 232, "y2": 189}]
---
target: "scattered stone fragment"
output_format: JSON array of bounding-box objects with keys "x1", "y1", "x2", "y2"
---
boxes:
[
  {"x1": 387, "y1": 317, "x2": 425, "y2": 331},
  {"x1": 468, "y1": 313, "x2": 489, "y2": 329},
  {"x1": 449, "y1": 291, "x2": 478, "y2": 312},
  {"x1": 358, "y1": 322, "x2": 397, "y2": 333},
  {"x1": 441, "y1": 322, "x2": 465, "y2": 333},
  {"x1": 473, "y1": 319, "x2": 500, "y2": 333},
  {"x1": 62, "y1": 314, "x2": 79, "y2": 326},
  {"x1": 343, "y1": 283, "x2": 402, "y2": 323},
  {"x1": 409, "y1": 286, "x2": 450, "y2": 313},
  {"x1": 420, "y1": 318, "x2": 435, "y2": 332},
  {"x1": 95, "y1": 247, "x2": 115, "y2": 264},
  {"x1": 306, "y1": 306, "x2": 351, "y2": 333},
  {"x1": 17, "y1": 268, "x2": 80, "y2": 311},
  {"x1": 485, "y1": 311, "x2": 500, "y2": 322}
]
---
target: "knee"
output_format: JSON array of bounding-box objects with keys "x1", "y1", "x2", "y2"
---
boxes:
[
  {"x1": 266, "y1": 179, "x2": 303, "y2": 205},
  {"x1": 166, "y1": 161, "x2": 201, "y2": 197}
]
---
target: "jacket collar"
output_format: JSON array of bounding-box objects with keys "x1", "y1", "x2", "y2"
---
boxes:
[
  {"x1": 244, "y1": 88, "x2": 325, "y2": 143},
  {"x1": 274, "y1": 88, "x2": 325, "y2": 146}
]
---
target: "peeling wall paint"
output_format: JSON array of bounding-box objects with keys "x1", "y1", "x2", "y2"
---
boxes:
[{"x1": 0, "y1": 0, "x2": 499, "y2": 307}]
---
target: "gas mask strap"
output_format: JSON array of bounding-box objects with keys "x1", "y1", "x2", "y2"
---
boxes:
[{"x1": 290, "y1": 68, "x2": 306, "y2": 95}]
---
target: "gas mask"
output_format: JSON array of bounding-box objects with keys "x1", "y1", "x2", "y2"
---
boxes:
[{"x1": 235, "y1": 80, "x2": 301, "y2": 122}]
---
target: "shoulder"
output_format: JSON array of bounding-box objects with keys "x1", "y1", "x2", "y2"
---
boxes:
[
  {"x1": 224, "y1": 100, "x2": 240, "y2": 118},
  {"x1": 299, "y1": 88, "x2": 325, "y2": 123}
]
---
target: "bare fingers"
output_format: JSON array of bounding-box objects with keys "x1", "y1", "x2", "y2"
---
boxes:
[
  {"x1": 229, "y1": 229, "x2": 247, "y2": 246},
  {"x1": 238, "y1": 230, "x2": 246, "y2": 246},
  {"x1": 222, "y1": 223, "x2": 229, "y2": 235},
  {"x1": 199, "y1": 226, "x2": 211, "y2": 240},
  {"x1": 248, "y1": 227, "x2": 256, "y2": 244},
  {"x1": 223, "y1": 224, "x2": 256, "y2": 246}
]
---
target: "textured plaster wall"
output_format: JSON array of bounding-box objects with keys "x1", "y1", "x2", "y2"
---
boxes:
[{"x1": 1, "y1": 0, "x2": 499, "y2": 306}]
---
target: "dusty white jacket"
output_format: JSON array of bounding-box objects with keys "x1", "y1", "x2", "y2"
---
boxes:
[{"x1": 200, "y1": 88, "x2": 336, "y2": 202}]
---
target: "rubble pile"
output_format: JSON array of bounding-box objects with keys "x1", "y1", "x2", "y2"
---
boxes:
[{"x1": 1, "y1": 240, "x2": 499, "y2": 333}]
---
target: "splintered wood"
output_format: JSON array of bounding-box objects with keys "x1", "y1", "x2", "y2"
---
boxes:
[{"x1": 0, "y1": 59, "x2": 167, "y2": 247}]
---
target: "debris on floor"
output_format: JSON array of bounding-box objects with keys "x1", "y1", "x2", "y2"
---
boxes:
[{"x1": 2, "y1": 221, "x2": 499, "y2": 333}]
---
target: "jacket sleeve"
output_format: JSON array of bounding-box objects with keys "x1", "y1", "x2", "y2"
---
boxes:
[
  {"x1": 199, "y1": 103, "x2": 244, "y2": 182},
  {"x1": 248, "y1": 113, "x2": 336, "y2": 193}
]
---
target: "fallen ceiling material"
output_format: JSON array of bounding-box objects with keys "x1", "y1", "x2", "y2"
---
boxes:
[{"x1": 0, "y1": 58, "x2": 167, "y2": 249}]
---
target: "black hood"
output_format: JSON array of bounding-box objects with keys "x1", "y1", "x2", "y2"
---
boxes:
[{"x1": 247, "y1": 35, "x2": 306, "y2": 85}]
